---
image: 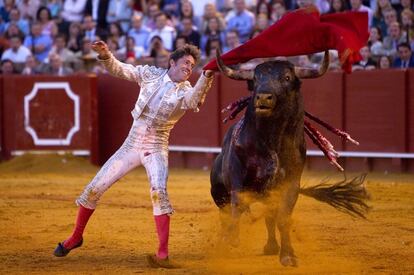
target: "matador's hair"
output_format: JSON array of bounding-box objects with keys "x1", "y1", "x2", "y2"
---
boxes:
[{"x1": 169, "y1": 44, "x2": 201, "y2": 67}]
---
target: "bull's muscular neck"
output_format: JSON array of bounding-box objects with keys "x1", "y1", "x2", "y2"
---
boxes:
[{"x1": 244, "y1": 96, "x2": 304, "y2": 152}]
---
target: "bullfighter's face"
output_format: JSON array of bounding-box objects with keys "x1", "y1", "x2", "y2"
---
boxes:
[{"x1": 168, "y1": 55, "x2": 195, "y2": 83}]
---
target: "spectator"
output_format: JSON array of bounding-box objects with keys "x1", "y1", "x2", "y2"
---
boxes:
[
  {"x1": 200, "y1": 16, "x2": 226, "y2": 54},
  {"x1": 352, "y1": 46, "x2": 376, "y2": 71},
  {"x1": 368, "y1": 26, "x2": 384, "y2": 56},
  {"x1": 1, "y1": 35, "x2": 32, "y2": 63},
  {"x1": 223, "y1": 29, "x2": 241, "y2": 53},
  {"x1": 47, "y1": 0, "x2": 62, "y2": 19},
  {"x1": 85, "y1": 0, "x2": 110, "y2": 30},
  {"x1": 21, "y1": 54, "x2": 40, "y2": 75},
  {"x1": 401, "y1": 8, "x2": 414, "y2": 43},
  {"x1": 255, "y1": 13, "x2": 270, "y2": 32},
  {"x1": 147, "y1": 35, "x2": 169, "y2": 58},
  {"x1": 128, "y1": 13, "x2": 150, "y2": 51},
  {"x1": 297, "y1": 0, "x2": 330, "y2": 14},
  {"x1": 17, "y1": 0, "x2": 40, "y2": 21},
  {"x1": 383, "y1": 22, "x2": 407, "y2": 58},
  {"x1": 395, "y1": 0, "x2": 414, "y2": 17},
  {"x1": 372, "y1": 0, "x2": 392, "y2": 36},
  {"x1": 178, "y1": 17, "x2": 200, "y2": 48},
  {"x1": 106, "y1": 36, "x2": 120, "y2": 58},
  {"x1": 82, "y1": 14, "x2": 107, "y2": 42},
  {"x1": 192, "y1": 0, "x2": 216, "y2": 18},
  {"x1": 117, "y1": 36, "x2": 145, "y2": 60},
  {"x1": 297, "y1": 54, "x2": 318, "y2": 68},
  {"x1": 108, "y1": 22, "x2": 126, "y2": 48},
  {"x1": 4, "y1": 8, "x2": 30, "y2": 36},
  {"x1": 0, "y1": 0, "x2": 15, "y2": 22},
  {"x1": 173, "y1": 35, "x2": 189, "y2": 50},
  {"x1": 3, "y1": 22, "x2": 25, "y2": 41},
  {"x1": 162, "y1": 0, "x2": 180, "y2": 18},
  {"x1": 350, "y1": 0, "x2": 373, "y2": 27},
  {"x1": 225, "y1": 0, "x2": 255, "y2": 43},
  {"x1": 74, "y1": 37, "x2": 98, "y2": 72},
  {"x1": 204, "y1": 37, "x2": 222, "y2": 60},
  {"x1": 143, "y1": 2, "x2": 160, "y2": 31},
  {"x1": 49, "y1": 34, "x2": 77, "y2": 68},
  {"x1": 256, "y1": 0, "x2": 271, "y2": 19},
  {"x1": 153, "y1": 51, "x2": 169, "y2": 68},
  {"x1": 200, "y1": 3, "x2": 226, "y2": 34},
  {"x1": 392, "y1": 42, "x2": 414, "y2": 68},
  {"x1": 67, "y1": 22, "x2": 83, "y2": 52},
  {"x1": 175, "y1": 0, "x2": 201, "y2": 32},
  {"x1": 36, "y1": 6, "x2": 58, "y2": 37},
  {"x1": 60, "y1": 0, "x2": 87, "y2": 34},
  {"x1": 377, "y1": 54, "x2": 392, "y2": 69},
  {"x1": 382, "y1": 7, "x2": 398, "y2": 37},
  {"x1": 24, "y1": 21, "x2": 53, "y2": 62},
  {"x1": 328, "y1": 0, "x2": 348, "y2": 13},
  {"x1": 147, "y1": 12, "x2": 176, "y2": 51},
  {"x1": 40, "y1": 52, "x2": 74, "y2": 75},
  {"x1": 106, "y1": 0, "x2": 133, "y2": 33},
  {"x1": 270, "y1": 1, "x2": 287, "y2": 23},
  {"x1": 1, "y1": 58, "x2": 15, "y2": 74}
]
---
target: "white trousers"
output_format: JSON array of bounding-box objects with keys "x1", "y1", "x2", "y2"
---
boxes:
[{"x1": 76, "y1": 122, "x2": 173, "y2": 216}]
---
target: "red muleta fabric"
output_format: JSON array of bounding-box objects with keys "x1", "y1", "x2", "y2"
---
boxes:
[{"x1": 203, "y1": 7, "x2": 369, "y2": 73}]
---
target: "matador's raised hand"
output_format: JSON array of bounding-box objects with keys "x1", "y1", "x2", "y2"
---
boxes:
[{"x1": 92, "y1": 40, "x2": 111, "y2": 60}]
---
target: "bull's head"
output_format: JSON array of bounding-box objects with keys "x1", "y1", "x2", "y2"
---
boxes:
[{"x1": 216, "y1": 50, "x2": 329, "y2": 118}]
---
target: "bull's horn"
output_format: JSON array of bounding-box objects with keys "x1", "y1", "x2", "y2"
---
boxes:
[
  {"x1": 294, "y1": 50, "x2": 330, "y2": 79},
  {"x1": 215, "y1": 48, "x2": 254, "y2": 81}
]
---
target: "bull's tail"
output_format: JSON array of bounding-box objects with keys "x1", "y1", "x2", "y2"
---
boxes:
[{"x1": 299, "y1": 174, "x2": 370, "y2": 219}]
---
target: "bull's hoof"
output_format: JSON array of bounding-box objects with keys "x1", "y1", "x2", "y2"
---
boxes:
[
  {"x1": 280, "y1": 255, "x2": 297, "y2": 267},
  {"x1": 263, "y1": 242, "x2": 279, "y2": 255}
]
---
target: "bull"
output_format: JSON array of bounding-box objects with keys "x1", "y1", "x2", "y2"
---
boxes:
[{"x1": 210, "y1": 50, "x2": 369, "y2": 267}]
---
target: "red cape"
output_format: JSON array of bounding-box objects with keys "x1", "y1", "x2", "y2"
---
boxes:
[{"x1": 203, "y1": 7, "x2": 369, "y2": 73}]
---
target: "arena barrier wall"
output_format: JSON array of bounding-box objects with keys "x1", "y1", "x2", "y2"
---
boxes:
[
  {"x1": 1, "y1": 70, "x2": 414, "y2": 172},
  {"x1": 0, "y1": 75, "x2": 98, "y2": 164}
]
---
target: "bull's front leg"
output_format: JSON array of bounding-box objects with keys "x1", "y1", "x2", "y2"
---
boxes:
[
  {"x1": 264, "y1": 208, "x2": 280, "y2": 255},
  {"x1": 221, "y1": 156, "x2": 245, "y2": 247},
  {"x1": 277, "y1": 180, "x2": 299, "y2": 266}
]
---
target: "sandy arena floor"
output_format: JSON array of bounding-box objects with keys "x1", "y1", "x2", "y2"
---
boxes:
[{"x1": 0, "y1": 154, "x2": 413, "y2": 274}]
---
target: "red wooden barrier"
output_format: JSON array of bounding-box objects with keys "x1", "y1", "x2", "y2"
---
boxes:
[{"x1": 1, "y1": 75, "x2": 98, "y2": 162}]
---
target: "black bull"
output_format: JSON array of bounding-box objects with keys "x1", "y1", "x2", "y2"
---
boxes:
[{"x1": 210, "y1": 51, "x2": 370, "y2": 267}]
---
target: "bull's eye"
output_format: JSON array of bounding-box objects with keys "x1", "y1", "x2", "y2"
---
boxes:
[{"x1": 285, "y1": 75, "x2": 290, "y2": 81}]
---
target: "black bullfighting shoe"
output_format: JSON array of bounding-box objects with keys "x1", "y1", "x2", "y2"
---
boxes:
[
  {"x1": 53, "y1": 238, "x2": 83, "y2": 257},
  {"x1": 146, "y1": 254, "x2": 181, "y2": 269}
]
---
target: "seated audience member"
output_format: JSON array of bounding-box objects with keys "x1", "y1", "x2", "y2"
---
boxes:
[
  {"x1": 199, "y1": 3, "x2": 226, "y2": 34},
  {"x1": 128, "y1": 13, "x2": 150, "y2": 51},
  {"x1": 106, "y1": 0, "x2": 133, "y2": 33},
  {"x1": 74, "y1": 37, "x2": 98, "y2": 72},
  {"x1": 223, "y1": 29, "x2": 241, "y2": 53},
  {"x1": 24, "y1": 21, "x2": 53, "y2": 62},
  {"x1": 392, "y1": 42, "x2": 414, "y2": 68},
  {"x1": 352, "y1": 46, "x2": 376, "y2": 71},
  {"x1": 147, "y1": 12, "x2": 176, "y2": 51},
  {"x1": 147, "y1": 35, "x2": 169, "y2": 58},
  {"x1": 204, "y1": 37, "x2": 222, "y2": 60},
  {"x1": 270, "y1": 1, "x2": 286, "y2": 23},
  {"x1": 108, "y1": 22, "x2": 126, "y2": 48},
  {"x1": 36, "y1": 6, "x2": 58, "y2": 37},
  {"x1": 1, "y1": 58, "x2": 15, "y2": 74},
  {"x1": 1, "y1": 35, "x2": 32, "y2": 63},
  {"x1": 4, "y1": 8, "x2": 30, "y2": 36},
  {"x1": 225, "y1": 0, "x2": 255, "y2": 43},
  {"x1": 67, "y1": 22, "x2": 83, "y2": 53},
  {"x1": 377, "y1": 55, "x2": 392, "y2": 69},
  {"x1": 49, "y1": 34, "x2": 78, "y2": 68},
  {"x1": 40, "y1": 53, "x2": 73, "y2": 75},
  {"x1": 177, "y1": 17, "x2": 200, "y2": 48},
  {"x1": 368, "y1": 26, "x2": 384, "y2": 57},
  {"x1": 173, "y1": 35, "x2": 189, "y2": 50},
  {"x1": 255, "y1": 13, "x2": 269, "y2": 32},
  {"x1": 21, "y1": 54, "x2": 40, "y2": 75},
  {"x1": 17, "y1": 0, "x2": 40, "y2": 21},
  {"x1": 116, "y1": 36, "x2": 145, "y2": 60},
  {"x1": 82, "y1": 15, "x2": 107, "y2": 42},
  {"x1": 153, "y1": 52, "x2": 169, "y2": 68},
  {"x1": 200, "y1": 16, "x2": 226, "y2": 54},
  {"x1": 383, "y1": 22, "x2": 407, "y2": 58},
  {"x1": 327, "y1": 0, "x2": 348, "y2": 14}
]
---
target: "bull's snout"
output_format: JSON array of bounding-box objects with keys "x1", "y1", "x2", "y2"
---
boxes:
[{"x1": 254, "y1": 93, "x2": 275, "y2": 116}]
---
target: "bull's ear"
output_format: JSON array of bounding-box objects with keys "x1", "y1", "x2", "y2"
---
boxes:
[{"x1": 294, "y1": 51, "x2": 329, "y2": 79}]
